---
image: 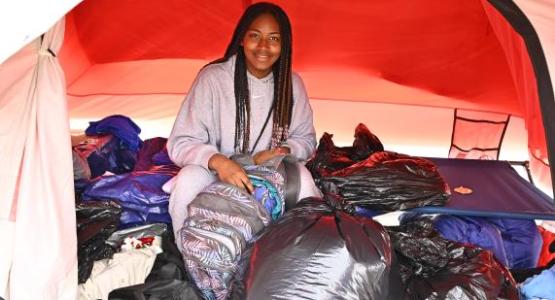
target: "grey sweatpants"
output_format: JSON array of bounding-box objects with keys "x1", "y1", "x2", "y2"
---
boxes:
[{"x1": 168, "y1": 163, "x2": 322, "y2": 248}]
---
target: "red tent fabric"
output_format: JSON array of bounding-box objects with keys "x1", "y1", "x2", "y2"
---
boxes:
[
  {"x1": 68, "y1": 0, "x2": 521, "y2": 113},
  {"x1": 59, "y1": 0, "x2": 553, "y2": 191}
]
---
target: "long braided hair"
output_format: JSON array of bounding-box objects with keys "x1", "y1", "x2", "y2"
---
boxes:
[{"x1": 211, "y1": 2, "x2": 293, "y2": 154}]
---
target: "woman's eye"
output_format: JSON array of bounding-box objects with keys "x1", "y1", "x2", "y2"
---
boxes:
[
  {"x1": 269, "y1": 36, "x2": 280, "y2": 42},
  {"x1": 248, "y1": 33, "x2": 259, "y2": 39}
]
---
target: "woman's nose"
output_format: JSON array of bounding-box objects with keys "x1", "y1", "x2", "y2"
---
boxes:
[{"x1": 257, "y1": 37, "x2": 270, "y2": 49}]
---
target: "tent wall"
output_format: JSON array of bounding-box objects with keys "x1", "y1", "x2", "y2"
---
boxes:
[
  {"x1": 59, "y1": 0, "x2": 545, "y2": 186},
  {"x1": 484, "y1": 0, "x2": 555, "y2": 194},
  {"x1": 512, "y1": 0, "x2": 555, "y2": 195},
  {"x1": 64, "y1": 0, "x2": 523, "y2": 114},
  {"x1": 0, "y1": 21, "x2": 77, "y2": 299},
  {"x1": 59, "y1": 12, "x2": 92, "y2": 85},
  {"x1": 58, "y1": 0, "x2": 553, "y2": 195},
  {"x1": 65, "y1": 82, "x2": 529, "y2": 163},
  {"x1": 514, "y1": 0, "x2": 555, "y2": 110}
]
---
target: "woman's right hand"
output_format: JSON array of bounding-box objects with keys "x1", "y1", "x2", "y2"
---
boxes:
[{"x1": 208, "y1": 153, "x2": 254, "y2": 193}]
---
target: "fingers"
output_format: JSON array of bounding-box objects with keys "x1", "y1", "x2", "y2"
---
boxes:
[
  {"x1": 213, "y1": 158, "x2": 254, "y2": 193},
  {"x1": 274, "y1": 146, "x2": 290, "y2": 155},
  {"x1": 233, "y1": 173, "x2": 253, "y2": 194},
  {"x1": 221, "y1": 169, "x2": 253, "y2": 194},
  {"x1": 253, "y1": 150, "x2": 271, "y2": 165},
  {"x1": 243, "y1": 178, "x2": 254, "y2": 194}
]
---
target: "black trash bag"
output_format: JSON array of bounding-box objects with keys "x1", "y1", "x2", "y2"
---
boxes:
[
  {"x1": 351, "y1": 123, "x2": 385, "y2": 161},
  {"x1": 108, "y1": 231, "x2": 203, "y2": 300},
  {"x1": 230, "y1": 197, "x2": 404, "y2": 300},
  {"x1": 76, "y1": 201, "x2": 122, "y2": 283},
  {"x1": 108, "y1": 280, "x2": 201, "y2": 300},
  {"x1": 306, "y1": 123, "x2": 384, "y2": 180},
  {"x1": 386, "y1": 218, "x2": 519, "y2": 300},
  {"x1": 321, "y1": 151, "x2": 450, "y2": 211}
]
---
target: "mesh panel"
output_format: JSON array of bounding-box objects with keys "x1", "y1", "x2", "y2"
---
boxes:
[{"x1": 449, "y1": 109, "x2": 510, "y2": 160}]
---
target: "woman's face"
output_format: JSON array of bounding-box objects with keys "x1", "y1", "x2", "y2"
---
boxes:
[{"x1": 242, "y1": 13, "x2": 282, "y2": 79}]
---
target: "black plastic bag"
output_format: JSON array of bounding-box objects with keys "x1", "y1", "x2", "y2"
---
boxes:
[
  {"x1": 306, "y1": 123, "x2": 384, "y2": 180},
  {"x1": 76, "y1": 201, "x2": 122, "y2": 283},
  {"x1": 386, "y1": 218, "x2": 519, "y2": 299},
  {"x1": 321, "y1": 151, "x2": 450, "y2": 211},
  {"x1": 108, "y1": 280, "x2": 201, "y2": 300},
  {"x1": 230, "y1": 197, "x2": 404, "y2": 300},
  {"x1": 307, "y1": 124, "x2": 448, "y2": 211}
]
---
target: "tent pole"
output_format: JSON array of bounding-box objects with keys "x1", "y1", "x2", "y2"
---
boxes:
[{"x1": 488, "y1": 0, "x2": 555, "y2": 197}]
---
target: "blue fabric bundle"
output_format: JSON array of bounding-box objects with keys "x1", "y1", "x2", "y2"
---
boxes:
[
  {"x1": 488, "y1": 217, "x2": 543, "y2": 269},
  {"x1": 249, "y1": 175, "x2": 282, "y2": 220},
  {"x1": 432, "y1": 215, "x2": 510, "y2": 267},
  {"x1": 245, "y1": 165, "x2": 285, "y2": 220},
  {"x1": 152, "y1": 147, "x2": 173, "y2": 166},
  {"x1": 78, "y1": 114, "x2": 144, "y2": 177},
  {"x1": 82, "y1": 165, "x2": 179, "y2": 228},
  {"x1": 85, "y1": 136, "x2": 138, "y2": 177},
  {"x1": 85, "y1": 115, "x2": 143, "y2": 151}
]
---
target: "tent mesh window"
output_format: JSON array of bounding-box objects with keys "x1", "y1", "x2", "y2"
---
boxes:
[{"x1": 449, "y1": 109, "x2": 510, "y2": 160}]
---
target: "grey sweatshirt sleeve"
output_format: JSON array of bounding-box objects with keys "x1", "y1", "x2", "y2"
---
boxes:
[
  {"x1": 286, "y1": 73, "x2": 317, "y2": 160},
  {"x1": 167, "y1": 69, "x2": 219, "y2": 169}
]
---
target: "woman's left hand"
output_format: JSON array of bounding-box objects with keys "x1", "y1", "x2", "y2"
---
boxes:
[{"x1": 253, "y1": 147, "x2": 290, "y2": 165}]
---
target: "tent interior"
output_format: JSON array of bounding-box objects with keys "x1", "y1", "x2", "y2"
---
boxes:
[
  {"x1": 2, "y1": 0, "x2": 555, "y2": 299},
  {"x1": 57, "y1": 0, "x2": 554, "y2": 194}
]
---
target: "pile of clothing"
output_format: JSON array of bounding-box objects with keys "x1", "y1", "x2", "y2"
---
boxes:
[
  {"x1": 74, "y1": 120, "x2": 543, "y2": 299},
  {"x1": 73, "y1": 115, "x2": 203, "y2": 298},
  {"x1": 72, "y1": 115, "x2": 143, "y2": 180},
  {"x1": 74, "y1": 116, "x2": 179, "y2": 228},
  {"x1": 76, "y1": 202, "x2": 201, "y2": 300}
]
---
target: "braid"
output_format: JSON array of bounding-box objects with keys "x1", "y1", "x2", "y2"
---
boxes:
[
  {"x1": 208, "y1": 2, "x2": 295, "y2": 153},
  {"x1": 233, "y1": 51, "x2": 251, "y2": 153},
  {"x1": 269, "y1": 6, "x2": 293, "y2": 148}
]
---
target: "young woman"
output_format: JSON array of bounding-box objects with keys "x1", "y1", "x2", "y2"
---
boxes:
[{"x1": 167, "y1": 2, "x2": 321, "y2": 244}]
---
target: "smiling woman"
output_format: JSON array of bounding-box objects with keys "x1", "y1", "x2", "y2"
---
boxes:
[
  {"x1": 165, "y1": 2, "x2": 322, "y2": 245},
  {"x1": 241, "y1": 14, "x2": 282, "y2": 79}
]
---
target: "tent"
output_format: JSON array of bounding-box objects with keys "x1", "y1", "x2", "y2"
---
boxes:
[{"x1": 1, "y1": 0, "x2": 554, "y2": 299}]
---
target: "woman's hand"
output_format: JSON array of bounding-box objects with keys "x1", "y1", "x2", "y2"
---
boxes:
[
  {"x1": 208, "y1": 154, "x2": 253, "y2": 193},
  {"x1": 253, "y1": 146, "x2": 290, "y2": 165}
]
